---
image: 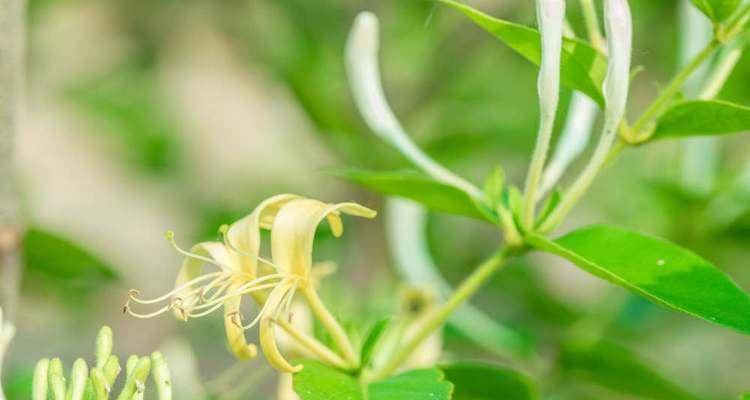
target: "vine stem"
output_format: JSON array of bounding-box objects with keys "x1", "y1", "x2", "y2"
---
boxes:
[
  {"x1": 302, "y1": 286, "x2": 359, "y2": 367},
  {"x1": 368, "y1": 249, "x2": 510, "y2": 381},
  {"x1": 630, "y1": 39, "x2": 720, "y2": 138}
]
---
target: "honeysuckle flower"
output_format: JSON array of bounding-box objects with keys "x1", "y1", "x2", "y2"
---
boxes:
[
  {"x1": 540, "y1": 92, "x2": 598, "y2": 197},
  {"x1": 523, "y1": 0, "x2": 566, "y2": 226},
  {"x1": 346, "y1": 11, "x2": 482, "y2": 198},
  {"x1": 125, "y1": 195, "x2": 376, "y2": 373},
  {"x1": 602, "y1": 0, "x2": 632, "y2": 129}
]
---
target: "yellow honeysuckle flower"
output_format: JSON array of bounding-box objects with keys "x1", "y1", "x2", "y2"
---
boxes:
[{"x1": 124, "y1": 195, "x2": 376, "y2": 372}]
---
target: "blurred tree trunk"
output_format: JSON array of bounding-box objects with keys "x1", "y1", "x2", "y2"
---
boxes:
[{"x1": 0, "y1": 0, "x2": 25, "y2": 321}]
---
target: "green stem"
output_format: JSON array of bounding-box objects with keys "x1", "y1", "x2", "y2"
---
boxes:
[
  {"x1": 579, "y1": 0, "x2": 605, "y2": 51},
  {"x1": 369, "y1": 249, "x2": 510, "y2": 380},
  {"x1": 631, "y1": 40, "x2": 720, "y2": 138},
  {"x1": 302, "y1": 286, "x2": 358, "y2": 368}
]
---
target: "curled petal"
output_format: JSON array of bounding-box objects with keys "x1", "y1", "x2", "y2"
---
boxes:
[
  {"x1": 271, "y1": 199, "x2": 377, "y2": 277},
  {"x1": 260, "y1": 318, "x2": 303, "y2": 373},
  {"x1": 223, "y1": 284, "x2": 258, "y2": 360},
  {"x1": 226, "y1": 194, "x2": 300, "y2": 276}
]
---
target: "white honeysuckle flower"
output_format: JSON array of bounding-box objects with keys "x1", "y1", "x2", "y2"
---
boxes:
[
  {"x1": 536, "y1": 0, "x2": 565, "y2": 122},
  {"x1": 602, "y1": 0, "x2": 632, "y2": 127},
  {"x1": 346, "y1": 12, "x2": 481, "y2": 198},
  {"x1": 540, "y1": 92, "x2": 599, "y2": 197},
  {"x1": 523, "y1": 0, "x2": 566, "y2": 224}
]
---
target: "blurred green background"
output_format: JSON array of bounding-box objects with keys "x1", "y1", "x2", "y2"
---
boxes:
[{"x1": 3, "y1": 0, "x2": 750, "y2": 398}]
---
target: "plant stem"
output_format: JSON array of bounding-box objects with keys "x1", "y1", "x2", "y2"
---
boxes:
[
  {"x1": 631, "y1": 40, "x2": 720, "y2": 138},
  {"x1": 272, "y1": 318, "x2": 349, "y2": 370},
  {"x1": 302, "y1": 286, "x2": 358, "y2": 367},
  {"x1": 579, "y1": 0, "x2": 605, "y2": 51},
  {"x1": 369, "y1": 249, "x2": 510, "y2": 380}
]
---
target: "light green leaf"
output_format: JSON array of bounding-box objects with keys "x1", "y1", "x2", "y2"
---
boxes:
[
  {"x1": 23, "y1": 228, "x2": 119, "y2": 283},
  {"x1": 652, "y1": 100, "x2": 750, "y2": 139},
  {"x1": 293, "y1": 361, "x2": 361, "y2": 400},
  {"x1": 440, "y1": 0, "x2": 607, "y2": 105},
  {"x1": 441, "y1": 362, "x2": 537, "y2": 400},
  {"x1": 561, "y1": 340, "x2": 699, "y2": 400},
  {"x1": 690, "y1": 0, "x2": 740, "y2": 21},
  {"x1": 293, "y1": 362, "x2": 452, "y2": 400},
  {"x1": 368, "y1": 368, "x2": 453, "y2": 400},
  {"x1": 528, "y1": 225, "x2": 750, "y2": 334},
  {"x1": 333, "y1": 169, "x2": 496, "y2": 223},
  {"x1": 359, "y1": 319, "x2": 390, "y2": 370}
]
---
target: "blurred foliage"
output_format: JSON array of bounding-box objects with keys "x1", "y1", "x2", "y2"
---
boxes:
[{"x1": 5, "y1": 0, "x2": 750, "y2": 399}]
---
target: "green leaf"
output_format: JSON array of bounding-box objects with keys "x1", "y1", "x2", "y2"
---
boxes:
[
  {"x1": 332, "y1": 169, "x2": 496, "y2": 223},
  {"x1": 22, "y1": 228, "x2": 119, "y2": 282},
  {"x1": 359, "y1": 319, "x2": 390, "y2": 369},
  {"x1": 441, "y1": 362, "x2": 538, "y2": 400},
  {"x1": 652, "y1": 100, "x2": 750, "y2": 139},
  {"x1": 528, "y1": 225, "x2": 750, "y2": 334},
  {"x1": 368, "y1": 368, "x2": 453, "y2": 400},
  {"x1": 689, "y1": 0, "x2": 740, "y2": 21},
  {"x1": 560, "y1": 340, "x2": 699, "y2": 400},
  {"x1": 293, "y1": 361, "x2": 452, "y2": 400},
  {"x1": 440, "y1": 0, "x2": 607, "y2": 105},
  {"x1": 536, "y1": 190, "x2": 562, "y2": 229},
  {"x1": 293, "y1": 361, "x2": 363, "y2": 400}
]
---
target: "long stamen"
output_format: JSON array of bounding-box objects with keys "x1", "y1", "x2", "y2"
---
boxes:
[
  {"x1": 242, "y1": 280, "x2": 294, "y2": 330},
  {"x1": 124, "y1": 305, "x2": 171, "y2": 319},
  {"x1": 218, "y1": 225, "x2": 278, "y2": 270},
  {"x1": 165, "y1": 231, "x2": 231, "y2": 271},
  {"x1": 127, "y1": 272, "x2": 229, "y2": 305},
  {"x1": 187, "y1": 283, "x2": 279, "y2": 314}
]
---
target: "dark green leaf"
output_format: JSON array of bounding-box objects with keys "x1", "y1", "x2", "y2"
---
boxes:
[
  {"x1": 652, "y1": 100, "x2": 750, "y2": 139},
  {"x1": 332, "y1": 168, "x2": 496, "y2": 222},
  {"x1": 368, "y1": 368, "x2": 453, "y2": 400},
  {"x1": 689, "y1": 0, "x2": 740, "y2": 21},
  {"x1": 528, "y1": 225, "x2": 750, "y2": 334},
  {"x1": 22, "y1": 228, "x2": 119, "y2": 282},
  {"x1": 442, "y1": 362, "x2": 538, "y2": 400},
  {"x1": 360, "y1": 319, "x2": 390, "y2": 369},
  {"x1": 560, "y1": 340, "x2": 699, "y2": 400},
  {"x1": 293, "y1": 361, "x2": 362, "y2": 400},
  {"x1": 440, "y1": 0, "x2": 607, "y2": 105}
]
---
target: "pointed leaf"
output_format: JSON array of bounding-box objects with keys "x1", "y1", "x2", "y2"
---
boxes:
[
  {"x1": 441, "y1": 362, "x2": 538, "y2": 400},
  {"x1": 689, "y1": 0, "x2": 740, "y2": 21},
  {"x1": 360, "y1": 319, "x2": 390, "y2": 369},
  {"x1": 333, "y1": 169, "x2": 496, "y2": 223},
  {"x1": 23, "y1": 228, "x2": 119, "y2": 282},
  {"x1": 561, "y1": 340, "x2": 699, "y2": 400},
  {"x1": 652, "y1": 100, "x2": 750, "y2": 139},
  {"x1": 528, "y1": 225, "x2": 750, "y2": 334},
  {"x1": 368, "y1": 368, "x2": 453, "y2": 400},
  {"x1": 293, "y1": 361, "x2": 363, "y2": 400},
  {"x1": 440, "y1": 0, "x2": 607, "y2": 105}
]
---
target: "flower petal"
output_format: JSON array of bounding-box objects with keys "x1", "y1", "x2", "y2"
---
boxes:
[
  {"x1": 223, "y1": 285, "x2": 258, "y2": 360},
  {"x1": 271, "y1": 199, "x2": 377, "y2": 277},
  {"x1": 260, "y1": 318, "x2": 303, "y2": 373},
  {"x1": 172, "y1": 242, "x2": 229, "y2": 319},
  {"x1": 227, "y1": 194, "x2": 301, "y2": 276}
]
